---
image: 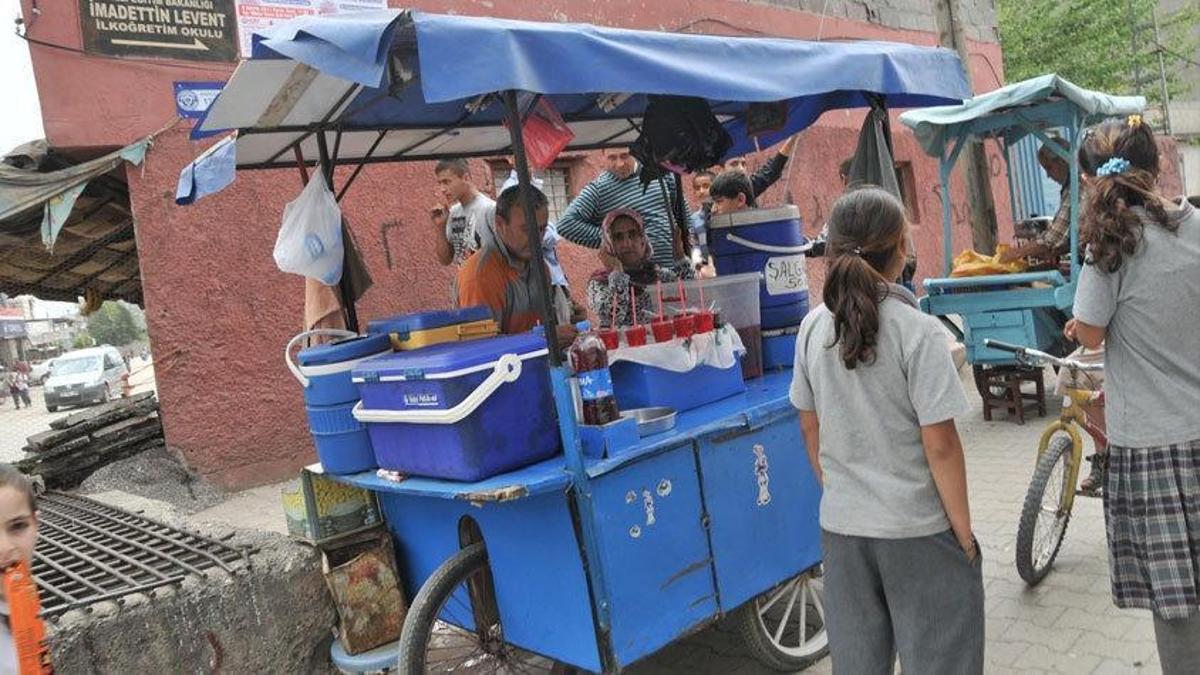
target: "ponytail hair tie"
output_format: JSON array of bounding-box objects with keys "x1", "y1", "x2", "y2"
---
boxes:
[
  {"x1": 1096, "y1": 157, "x2": 1132, "y2": 178},
  {"x1": 1127, "y1": 114, "x2": 1143, "y2": 129},
  {"x1": 852, "y1": 246, "x2": 864, "y2": 257}
]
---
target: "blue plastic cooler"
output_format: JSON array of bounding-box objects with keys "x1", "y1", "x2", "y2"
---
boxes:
[
  {"x1": 351, "y1": 334, "x2": 559, "y2": 481},
  {"x1": 287, "y1": 330, "x2": 391, "y2": 474},
  {"x1": 709, "y1": 205, "x2": 811, "y2": 330}
]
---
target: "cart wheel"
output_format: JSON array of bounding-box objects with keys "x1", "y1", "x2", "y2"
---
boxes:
[
  {"x1": 397, "y1": 542, "x2": 559, "y2": 674},
  {"x1": 732, "y1": 568, "x2": 829, "y2": 671}
]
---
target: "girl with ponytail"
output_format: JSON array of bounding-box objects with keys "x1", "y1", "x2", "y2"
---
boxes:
[
  {"x1": 791, "y1": 187, "x2": 982, "y2": 673},
  {"x1": 1069, "y1": 116, "x2": 1200, "y2": 673}
]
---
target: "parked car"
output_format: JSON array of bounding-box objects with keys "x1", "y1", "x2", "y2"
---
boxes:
[
  {"x1": 43, "y1": 346, "x2": 128, "y2": 412},
  {"x1": 29, "y1": 359, "x2": 54, "y2": 386}
]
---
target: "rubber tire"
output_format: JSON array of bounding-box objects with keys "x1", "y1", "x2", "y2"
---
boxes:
[
  {"x1": 46, "y1": 405, "x2": 57, "y2": 413},
  {"x1": 100, "y1": 385, "x2": 111, "y2": 404},
  {"x1": 1016, "y1": 436, "x2": 1074, "y2": 586},
  {"x1": 731, "y1": 572, "x2": 829, "y2": 672},
  {"x1": 398, "y1": 543, "x2": 494, "y2": 675}
]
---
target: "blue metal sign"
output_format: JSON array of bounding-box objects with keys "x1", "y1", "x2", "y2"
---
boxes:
[{"x1": 174, "y1": 81, "x2": 224, "y2": 119}]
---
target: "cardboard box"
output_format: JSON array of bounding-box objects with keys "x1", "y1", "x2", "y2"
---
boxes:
[{"x1": 281, "y1": 467, "x2": 382, "y2": 546}]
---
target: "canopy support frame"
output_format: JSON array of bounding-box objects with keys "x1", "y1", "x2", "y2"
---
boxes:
[{"x1": 501, "y1": 89, "x2": 616, "y2": 666}]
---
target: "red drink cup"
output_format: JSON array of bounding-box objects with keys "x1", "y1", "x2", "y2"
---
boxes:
[
  {"x1": 624, "y1": 325, "x2": 647, "y2": 347},
  {"x1": 598, "y1": 329, "x2": 619, "y2": 350},
  {"x1": 673, "y1": 313, "x2": 696, "y2": 339},
  {"x1": 694, "y1": 310, "x2": 715, "y2": 333},
  {"x1": 651, "y1": 319, "x2": 674, "y2": 343}
]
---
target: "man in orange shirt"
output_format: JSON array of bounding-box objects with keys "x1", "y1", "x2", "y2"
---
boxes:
[{"x1": 459, "y1": 185, "x2": 578, "y2": 348}]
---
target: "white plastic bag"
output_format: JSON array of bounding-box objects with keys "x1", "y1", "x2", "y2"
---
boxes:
[{"x1": 273, "y1": 177, "x2": 344, "y2": 285}]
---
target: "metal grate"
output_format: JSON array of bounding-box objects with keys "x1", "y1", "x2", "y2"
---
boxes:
[{"x1": 31, "y1": 492, "x2": 252, "y2": 619}]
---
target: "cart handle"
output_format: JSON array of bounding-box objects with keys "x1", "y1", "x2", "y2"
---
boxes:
[
  {"x1": 285, "y1": 329, "x2": 360, "y2": 389},
  {"x1": 723, "y1": 233, "x2": 814, "y2": 256},
  {"x1": 352, "y1": 353, "x2": 523, "y2": 425}
]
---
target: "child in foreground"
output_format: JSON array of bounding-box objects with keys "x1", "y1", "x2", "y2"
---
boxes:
[{"x1": 790, "y1": 187, "x2": 983, "y2": 674}]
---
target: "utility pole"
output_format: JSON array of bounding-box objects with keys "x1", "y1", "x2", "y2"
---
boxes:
[
  {"x1": 934, "y1": 0, "x2": 999, "y2": 254},
  {"x1": 1152, "y1": 8, "x2": 1173, "y2": 134}
]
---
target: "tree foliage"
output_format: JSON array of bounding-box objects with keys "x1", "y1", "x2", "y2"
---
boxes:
[
  {"x1": 86, "y1": 302, "x2": 143, "y2": 347},
  {"x1": 997, "y1": 0, "x2": 1199, "y2": 109}
]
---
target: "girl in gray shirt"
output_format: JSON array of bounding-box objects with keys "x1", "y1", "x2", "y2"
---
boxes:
[
  {"x1": 1068, "y1": 116, "x2": 1200, "y2": 673},
  {"x1": 791, "y1": 187, "x2": 982, "y2": 674}
]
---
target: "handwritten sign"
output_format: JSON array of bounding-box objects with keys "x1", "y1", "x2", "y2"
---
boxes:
[
  {"x1": 764, "y1": 255, "x2": 808, "y2": 296},
  {"x1": 80, "y1": 0, "x2": 237, "y2": 61}
]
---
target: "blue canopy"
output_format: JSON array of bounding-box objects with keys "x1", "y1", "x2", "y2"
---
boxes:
[
  {"x1": 191, "y1": 9, "x2": 969, "y2": 176},
  {"x1": 899, "y1": 74, "x2": 1145, "y2": 158}
]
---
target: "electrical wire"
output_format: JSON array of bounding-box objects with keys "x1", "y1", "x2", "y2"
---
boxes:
[
  {"x1": 14, "y1": 27, "x2": 238, "y2": 75},
  {"x1": 1153, "y1": 41, "x2": 1200, "y2": 69}
]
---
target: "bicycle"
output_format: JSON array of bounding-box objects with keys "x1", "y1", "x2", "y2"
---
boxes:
[{"x1": 983, "y1": 339, "x2": 1106, "y2": 586}]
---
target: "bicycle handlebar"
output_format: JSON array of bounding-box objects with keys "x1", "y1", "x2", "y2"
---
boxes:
[{"x1": 982, "y1": 339, "x2": 1105, "y2": 371}]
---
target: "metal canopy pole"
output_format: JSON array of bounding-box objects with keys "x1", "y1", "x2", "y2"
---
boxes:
[
  {"x1": 314, "y1": 131, "x2": 360, "y2": 332},
  {"x1": 500, "y1": 90, "x2": 615, "y2": 661},
  {"x1": 500, "y1": 91, "x2": 561, "y2": 364}
]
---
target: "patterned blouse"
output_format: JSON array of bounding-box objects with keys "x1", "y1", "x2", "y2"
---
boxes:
[{"x1": 586, "y1": 261, "x2": 694, "y2": 328}]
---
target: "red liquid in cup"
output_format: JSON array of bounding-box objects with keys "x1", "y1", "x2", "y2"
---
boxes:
[
  {"x1": 598, "y1": 329, "x2": 620, "y2": 350},
  {"x1": 624, "y1": 325, "x2": 647, "y2": 347},
  {"x1": 694, "y1": 311, "x2": 715, "y2": 333},
  {"x1": 673, "y1": 313, "x2": 696, "y2": 339},
  {"x1": 651, "y1": 319, "x2": 674, "y2": 343}
]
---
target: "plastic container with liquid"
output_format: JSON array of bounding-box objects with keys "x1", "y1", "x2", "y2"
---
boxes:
[{"x1": 569, "y1": 322, "x2": 621, "y2": 425}]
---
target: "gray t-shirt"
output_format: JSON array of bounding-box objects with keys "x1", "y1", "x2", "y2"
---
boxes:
[
  {"x1": 446, "y1": 193, "x2": 496, "y2": 266},
  {"x1": 1073, "y1": 198, "x2": 1200, "y2": 448},
  {"x1": 790, "y1": 284, "x2": 970, "y2": 539}
]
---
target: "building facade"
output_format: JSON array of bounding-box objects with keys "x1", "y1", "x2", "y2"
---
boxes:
[{"x1": 19, "y1": 0, "x2": 1012, "y2": 488}]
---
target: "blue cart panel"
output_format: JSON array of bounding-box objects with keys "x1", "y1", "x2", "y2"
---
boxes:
[
  {"x1": 590, "y1": 443, "x2": 718, "y2": 667},
  {"x1": 697, "y1": 409, "x2": 823, "y2": 611},
  {"x1": 373, "y1": 479, "x2": 603, "y2": 671}
]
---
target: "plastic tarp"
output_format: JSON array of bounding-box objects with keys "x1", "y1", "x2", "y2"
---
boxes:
[
  {"x1": 0, "y1": 139, "x2": 149, "y2": 249},
  {"x1": 898, "y1": 74, "x2": 1145, "y2": 158},
  {"x1": 190, "y1": 9, "x2": 970, "y2": 174}
]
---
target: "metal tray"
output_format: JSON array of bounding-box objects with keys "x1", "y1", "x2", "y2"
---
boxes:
[{"x1": 620, "y1": 407, "x2": 677, "y2": 437}]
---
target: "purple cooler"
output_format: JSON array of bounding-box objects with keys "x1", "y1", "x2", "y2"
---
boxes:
[{"x1": 351, "y1": 334, "x2": 559, "y2": 481}]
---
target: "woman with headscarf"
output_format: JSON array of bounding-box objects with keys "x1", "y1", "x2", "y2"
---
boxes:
[{"x1": 586, "y1": 208, "x2": 693, "y2": 328}]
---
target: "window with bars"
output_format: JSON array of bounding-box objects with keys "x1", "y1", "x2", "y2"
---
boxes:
[{"x1": 491, "y1": 164, "x2": 572, "y2": 222}]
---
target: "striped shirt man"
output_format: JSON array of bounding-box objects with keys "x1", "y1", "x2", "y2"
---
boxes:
[{"x1": 558, "y1": 154, "x2": 691, "y2": 268}]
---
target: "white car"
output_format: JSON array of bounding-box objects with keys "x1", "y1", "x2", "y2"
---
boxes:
[
  {"x1": 29, "y1": 360, "x2": 54, "y2": 386},
  {"x1": 43, "y1": 346, "x2": 128, "y2": 412}
]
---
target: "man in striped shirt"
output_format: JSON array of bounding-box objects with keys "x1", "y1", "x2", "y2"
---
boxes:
[{"x1": 557, "y1": 148, "x2": 691, "y2": 269}]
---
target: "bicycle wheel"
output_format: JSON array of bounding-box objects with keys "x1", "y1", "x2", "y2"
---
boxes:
[
  {"x1": 732, "y1": 568, "x2": 829, "y2": 671},
  {"x1": 398, "y1": 543, "x2": 557, "y2": 674},
  {"x1": 1015, "y1": 436, "x2": 1075, "y2": 586}
]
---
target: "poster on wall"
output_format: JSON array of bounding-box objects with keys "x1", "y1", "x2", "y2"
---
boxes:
[
  {"x1": 79, "y1": 0, "x2": 238, "y2": 62},
  {"x1": 234, "y1": 0, "x2": 387, "y2": 58}
]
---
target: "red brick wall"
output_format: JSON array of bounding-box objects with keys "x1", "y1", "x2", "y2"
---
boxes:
[{"x1": 24, "y1": 0, "x2": 1011, "y2": 487}]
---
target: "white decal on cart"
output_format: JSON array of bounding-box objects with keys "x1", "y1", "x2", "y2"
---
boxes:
[
  {"x1": 629, "y1": 525, "x2": 642, "y2": 539},
  {"x1": 642, "y1": 490, "x2": 656, "y2": 526},
  {"x1": 753, "y1": 444, "x2": 771, "y2": 506},
  {"x1": 625, "y1": 490, "x2": 637, "y2": 504}
]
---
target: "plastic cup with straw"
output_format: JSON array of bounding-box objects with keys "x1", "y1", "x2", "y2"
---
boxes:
[
  {"x1": 651, "y1": 280, "x2": 674, "y2": 342},
  {"x1": 624, "y1": 286, "x2": 647, "y2": 347}
]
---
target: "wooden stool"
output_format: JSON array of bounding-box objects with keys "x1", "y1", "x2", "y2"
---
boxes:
[{"x1": 973, "y1": 364, "x2": 1046, "y2": 425}]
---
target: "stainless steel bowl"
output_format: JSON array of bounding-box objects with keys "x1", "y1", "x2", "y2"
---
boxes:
[{"x1": 620, "y1": 407, "x2": 677, "y2": 437}]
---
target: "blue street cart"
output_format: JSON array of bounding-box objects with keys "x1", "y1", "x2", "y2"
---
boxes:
[
  {"x1": 181, "y1": 10, "x2": 969, "y2": 672},
  {"x1": 899, "y1": 75, "x2": 1144, "y2": 366}
]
